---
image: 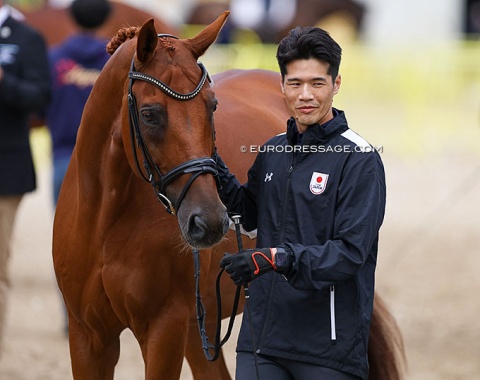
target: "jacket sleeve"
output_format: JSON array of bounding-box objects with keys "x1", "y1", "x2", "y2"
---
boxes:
[
  {"x1": 215, "y1": 152, "x2": 259, "y2": 232},
  {"x1": 280, "y1": 151, "x2": 386, "y2": 290},
  {"x1": 0, "y1": 30, "x2": 51, "y2": 112}
]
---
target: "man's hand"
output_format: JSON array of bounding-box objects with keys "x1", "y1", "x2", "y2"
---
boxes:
[{"x1": 220, "y1": 247, "x2": 291, "y2": 286}]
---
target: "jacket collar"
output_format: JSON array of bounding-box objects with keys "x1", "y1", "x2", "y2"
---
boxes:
[
  {"x1": 286, "y1": 108, "x2": 348, "y2": 146},
  {"x1": 0, "y1": 5, "x2": 9, "y2": 28},
  {"x1": 0, "y1": 5, "x2": 24, "y2": 28}
]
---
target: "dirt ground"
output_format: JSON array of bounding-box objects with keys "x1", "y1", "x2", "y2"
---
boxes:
[{"x1": 0, "y1": 130, "x2": 479, "y2": 379}]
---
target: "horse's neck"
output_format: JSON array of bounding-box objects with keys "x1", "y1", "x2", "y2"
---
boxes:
[
  {"x1": 74, "y1": 65, "x2": 137, "y2": 201},
  {"x1": 74, "y1": 113, "x2": 144, "y2": 232},
  {"x1": 75, "y1": 54, "x2": 127, "y2": 167}
]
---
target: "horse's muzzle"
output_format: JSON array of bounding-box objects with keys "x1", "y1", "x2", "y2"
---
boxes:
[{"x1": 181, "y1": 206, "x2": 229, "y2": 249}]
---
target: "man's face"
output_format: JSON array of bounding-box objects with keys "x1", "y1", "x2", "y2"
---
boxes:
[{"x1": 281, "y1": 59, "x2": 341, "y2": 133}]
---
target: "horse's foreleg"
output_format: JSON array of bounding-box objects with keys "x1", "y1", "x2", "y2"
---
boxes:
[
  {"x1": 185, "y1": 321, "x2": 232, "y2": 380},
  {"x1": 138, "y1": 304, "x2": 191, "y2": 380},
  {"x1": 68, "y1": 312, "x2": 122, "y2": 380}
]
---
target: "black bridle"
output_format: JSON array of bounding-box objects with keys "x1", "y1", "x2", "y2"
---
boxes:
[{"x1": 127, "y1": 34, "x2": 218, "y2": 215}]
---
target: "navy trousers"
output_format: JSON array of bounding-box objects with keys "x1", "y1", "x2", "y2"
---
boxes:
[{"x1": 236, "y1": 352, "x2": 361, "y2": 380}]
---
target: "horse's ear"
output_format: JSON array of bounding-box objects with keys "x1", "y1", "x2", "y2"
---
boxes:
[
  {"x1": 137, "y1": 18, "x2": 158, "y2": 63},
  {"x1": 186, "y1": 11, "x2": 230, "y2": 59}
]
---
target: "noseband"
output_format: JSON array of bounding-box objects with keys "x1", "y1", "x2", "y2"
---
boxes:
[{"x1": 127, "y1": 34, "x2": 219, "y2": 215}]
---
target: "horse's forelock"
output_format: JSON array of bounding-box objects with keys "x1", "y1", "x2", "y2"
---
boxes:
[{"x1": 106, "y1": 26, "x2": 140, "y2": 55}]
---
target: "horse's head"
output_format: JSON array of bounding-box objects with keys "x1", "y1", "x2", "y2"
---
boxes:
[{"x1": 111, "y1": 12, "x2": 230, "y2": 249}]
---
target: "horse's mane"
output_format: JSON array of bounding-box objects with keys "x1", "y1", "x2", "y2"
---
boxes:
[
  {"x1": 106, "y1": 25, "x2": 177, "y2": 56},
  {"x1": 106, "y1": 26, "x2": 140, "y2": 55}
]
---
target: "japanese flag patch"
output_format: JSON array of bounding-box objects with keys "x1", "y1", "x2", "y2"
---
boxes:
[{"x1": 309, "y1": 172, "x2": 329, "y2": 195}]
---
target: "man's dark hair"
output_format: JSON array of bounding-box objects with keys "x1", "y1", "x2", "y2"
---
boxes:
[
  {"x1": 70, "y1": 0, "x2": 112, "y2": 30},
  {"x1": 276, "y1": 26, "x2": 342, "y2": 82}
]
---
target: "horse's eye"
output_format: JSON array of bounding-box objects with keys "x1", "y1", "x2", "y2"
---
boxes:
[{"x1": 141, "y1": 109, "x2": 158, "y2": 125}]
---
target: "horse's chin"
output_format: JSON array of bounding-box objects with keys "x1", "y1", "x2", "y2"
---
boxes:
[
  {"x1": 182, "y1": 225, "x2": 228, "y2": 250},
  {"x1": 183, "y1": 233, "x2": 225, "y2": 250}
]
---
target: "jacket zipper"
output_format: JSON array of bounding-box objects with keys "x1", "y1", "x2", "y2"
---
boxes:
[
  {"x1": 257, "y1": 152, "x2": 295, "y2": 354},
  {"x1": 330, "y1": 285, "x2": 337, "y2": 341},
  {"x1": 279, "y1": 152, "x2": 294, "y2": 242}
]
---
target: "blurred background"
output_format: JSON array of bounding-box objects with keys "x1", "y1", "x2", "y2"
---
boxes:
[{"x1": 1, "y1": 0, "x2": 479, "y2": 379}]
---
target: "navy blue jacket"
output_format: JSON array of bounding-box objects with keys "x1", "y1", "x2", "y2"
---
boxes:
[
  {"x1": 46, "y1": 34, "x2": 110, "y2": 162},
  {"x1": 0, "y1": 14, "x2": 51, "y2": 195},
  {"x1": 216, "y1": 110, "x2": 386, "y2": 379}
]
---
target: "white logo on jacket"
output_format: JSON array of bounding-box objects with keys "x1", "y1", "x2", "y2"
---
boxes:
[
  {"x1": 0, "y1": 43, "x2": 18, "y2": 65},
  {"x1": 264, "y1": 172, "x2": 273, "y2": 182},
  {"x1": 309, "y1": 172, "x2": 329, "y2": 195}
]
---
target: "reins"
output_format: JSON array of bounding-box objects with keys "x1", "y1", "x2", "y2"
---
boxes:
[
  {"x1": 193, "y1": 215, "x2": 261, "y2": 380},
  {"x1": 193, "y1": 249, "x2": 241, "y2": 361},
  {"x1": 232, "y1": 216, "x2": 261, "y2": 380}
]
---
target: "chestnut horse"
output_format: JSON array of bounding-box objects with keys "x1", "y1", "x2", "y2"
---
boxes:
[{"x1": 53, "y1": 12, "x2": 405, "y2": 380}]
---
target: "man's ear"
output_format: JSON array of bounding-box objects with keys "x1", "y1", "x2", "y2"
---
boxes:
[{"x1": 333, "y1": 74, "x2": 342, "y2": 94}]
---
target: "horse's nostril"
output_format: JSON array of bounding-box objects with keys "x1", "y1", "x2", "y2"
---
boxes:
[
  {"x1": 184, "y1": 209, "x2": 229, "y2": 248},
  {"x1": 189, "y1": 214, "x2": 207, "y2": 240}
]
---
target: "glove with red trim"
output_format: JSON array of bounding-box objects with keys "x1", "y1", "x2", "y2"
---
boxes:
[{"x1": 220, "y1": 247, "x2": 292, "y2": 286}]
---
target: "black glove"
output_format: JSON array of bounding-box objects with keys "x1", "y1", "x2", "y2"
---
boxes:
[{"x1": 220, "y1": 247, "x2": 292, "y2": 286}]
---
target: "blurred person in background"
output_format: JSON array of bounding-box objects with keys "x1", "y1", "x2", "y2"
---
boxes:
[
  {"x1": 46, "y1": 0, "x2": 111, "y2": 207},
  {"x1": 0, "y1": 0, "x2": 51, "y2": 357}
]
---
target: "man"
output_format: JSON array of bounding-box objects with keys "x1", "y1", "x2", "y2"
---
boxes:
[
  {"x1": 0, "y1": 0, "x2": 51, "y2": 357},
  {"x1": 46, "y1": 0, "x2": 111, "y2": 206},
  {"x1": 217, "y1": 26, "x2": 386, "y2": 379}
]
